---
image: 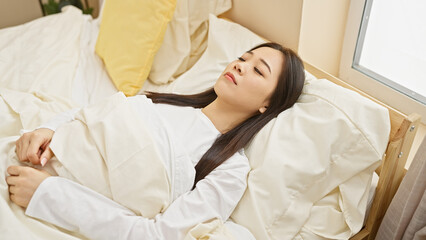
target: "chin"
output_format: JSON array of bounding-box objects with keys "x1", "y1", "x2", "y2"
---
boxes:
[{"x1": 214, "y1": 79, "x2": 232, "y2": 96}]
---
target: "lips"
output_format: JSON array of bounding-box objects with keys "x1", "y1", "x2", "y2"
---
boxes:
[{"x1": 224, "y1": 72, "x2": 237, "y2": 85}]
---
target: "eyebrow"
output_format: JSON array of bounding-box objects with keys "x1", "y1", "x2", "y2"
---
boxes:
[{"x1": 246, "y1": 51, "x2": 272, "y2": 74}]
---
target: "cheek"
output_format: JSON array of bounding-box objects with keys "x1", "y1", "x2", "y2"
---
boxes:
[
  {"x1": 234, "y1": 81, "x2": 271, "y2": 110},
  {"x1": 241, "y1": 78, "x2": 271, "y2": 100}
]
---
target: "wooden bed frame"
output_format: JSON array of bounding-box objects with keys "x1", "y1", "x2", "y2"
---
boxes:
[{"x1": 304, "y1": 62, "x2": 421, "y2": 240}]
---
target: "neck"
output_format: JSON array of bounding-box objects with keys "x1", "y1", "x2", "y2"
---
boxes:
[{"x1": 201, "y1": 99, "x2": 252, "y2": 134}]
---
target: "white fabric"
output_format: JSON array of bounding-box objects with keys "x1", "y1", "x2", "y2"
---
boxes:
[
  {"x1": 48, "y1": 92, "x2": 174, "y2": 217},
  {"x1": 26, "y1": 175, "x2": 254, "y2": 240},
  {"x1": 142, "y1": 14, "x2": 266, "y2": 94},
  {"x1": 0, "y1": 88, "x2": 250, "y2": 240},
  {"x1": 232, "y1": 78, "x2": 389, "y2": 239},
  {"x1": 0, "y1": 91, "x2": 87, "y2": 239},
  {"x1": 21, "y1": 91, "x2": 249, "y2": 239},
  {"x1": 70, "y1": 16, "x2": 117, "y2": 106},
  {"x1": 0, "y1": 6, "x2": 82, "y2": 100},
  {"x1": 38, "y1": 108, "x2": 80, "y2": 131},
  {"x1": 39, "y1": 94, "x2": 226, "y2": 172},
  {"x1": 148, "y1": 0, "x2": 232, "y2": 85},
  {"x1": 26, "y1": 145, "x2": 249, "y2": 240}
]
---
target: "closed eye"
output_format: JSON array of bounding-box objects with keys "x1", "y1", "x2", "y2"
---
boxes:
[
  {"x1": 239, "y1": 57, "x2": 263, "y2": 76},
  {"x1": 254, "y1": 67, "x2": 263, "y2": 76}
]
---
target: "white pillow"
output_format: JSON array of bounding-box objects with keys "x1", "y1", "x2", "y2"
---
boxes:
[
  {"x1": 143, "y1": 14, "x2": 391, "y2": 239},
  {"x1": 142, "y1": 14, "x2": 265, "y2": 93},
  {"x1": 147, "y1": 0, "x2": 232, "y2": 85},
  {"x1": 232, "y1": 78, "x2": 389, "y2": 239}
]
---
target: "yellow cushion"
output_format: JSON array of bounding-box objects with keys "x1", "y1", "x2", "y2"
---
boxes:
[{"x1": 95, "y1": 0, "x2": 176, "y2": 96}]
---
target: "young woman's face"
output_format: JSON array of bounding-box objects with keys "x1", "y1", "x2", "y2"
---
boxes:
[{"x1": 214, "y1": 47, "x2": 284, "y2": 115}]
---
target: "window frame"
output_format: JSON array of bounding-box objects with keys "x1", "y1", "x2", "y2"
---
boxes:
[{"x1": 339, "y1": 0, "x2": 426, "y2": 124}]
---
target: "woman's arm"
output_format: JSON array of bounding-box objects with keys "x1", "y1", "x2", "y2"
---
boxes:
[
  {"x1": 15, "y1": 108, "x2": 80, "y2": 165},
  {"x1": 24, "y1": 152, "x2": 250, "y2": 240},
  {"x1": 37, "y1": 108, "x2": 81, "y2": 132}
]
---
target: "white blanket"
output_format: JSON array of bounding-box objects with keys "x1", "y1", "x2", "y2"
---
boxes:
[
  {"x1": 0, "y1": 7, "x2": 243, "y2": 239},
  {"x1": 0, "y1": 10, "x2": 87, "y2": 239},
  {"x1": 0, "y1": 11, "x2": 88, "y2": 230},
  {"x1": 0, "y1": 90, "x2": 85, "y2": 239},
  {"x1": 49, "y1": 92, "x2": 172, "y2": 218}
]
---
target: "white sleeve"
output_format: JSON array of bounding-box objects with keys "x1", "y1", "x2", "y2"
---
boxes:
[
  {"x1": 25, "y1": 152, "x2": 250, "y2": 240},
  {"x1": 36, "y1": 108, "x2": 80, "y2": 131}
]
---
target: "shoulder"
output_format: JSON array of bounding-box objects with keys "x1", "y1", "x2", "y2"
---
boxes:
[
  {"x1": 214, "y1": 149, "x2": 250, "y2": 174},
  {"x1": 201, "y1": 149, "x2": 250, "y2": 197}
]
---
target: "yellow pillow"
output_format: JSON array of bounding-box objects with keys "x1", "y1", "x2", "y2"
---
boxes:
[{"x1": 95, "y1": 0, "x2": 176, "y2": 96}]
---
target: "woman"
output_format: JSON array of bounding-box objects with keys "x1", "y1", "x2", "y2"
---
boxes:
[{"x1": 6, "y1": 42, "x2": 305, "y2": 239}]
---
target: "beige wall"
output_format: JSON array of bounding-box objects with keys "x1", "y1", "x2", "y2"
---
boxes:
[
  {"x1": 0, "y1": 0, "x2": 99, "y2": 29},
  {"x1": 298, "y1": 0, "x2": 350, "y2": 76},
  {"x1": 0, "y1": 0, "x2": 43, "y2": 29},
  {"x1": 223, "y1": 0, "x2": 350, "y2": 76},
  {"x1": 222, "y1": 0, "x2": 303, "y2": 52}
]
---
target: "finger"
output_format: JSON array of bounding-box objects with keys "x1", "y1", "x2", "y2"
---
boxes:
[
  {"x1": 9, "y1": 193, "x2": 19, "y2": 206},
  {"x1": 10, "y1": 194, "x2": 28, "y2": 208},
  {"x1": 16, "y1": 137, "x2": 22, "y2": 160},
  {"x1": 8, "y1": 185, "x2": 17, "y2": 194},
  {"x1": 6, "y1": 176, "x2": 18, "y2": 186},
  {"x1": 7, "y1": 166, "x2": 21, "y2": 176},
  {"x1": 40, "y1": 146, "x2": 54, "y2": 167},
  {"x1": 18, "y1": 135, "x2": 30, "y2": 162},
  {"x1": 15, "y1": 138, "x2": 21, "y2": 154},
  {"x1": 41, "y1": 140, "x2": 50, "y2": 150},
  {"x1": 27, "y1": 137, "x2": 45, "y2": 165}
]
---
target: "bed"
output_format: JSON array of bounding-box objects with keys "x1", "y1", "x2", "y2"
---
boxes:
[{"x1": 0, "y1": 1, "x2": 421, "y2": 239}]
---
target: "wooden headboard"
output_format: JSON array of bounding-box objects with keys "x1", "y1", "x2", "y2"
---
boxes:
[{"x1": 304, "y1": 62, "x2": 421, "y2": 240}]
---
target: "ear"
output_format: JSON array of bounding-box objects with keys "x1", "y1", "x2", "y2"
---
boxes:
[{"x1": 259, "y1": 106, "x2": 268, "y2": 113}]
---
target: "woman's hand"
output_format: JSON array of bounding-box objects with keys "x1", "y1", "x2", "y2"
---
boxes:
[
  {"x1": 16, "y1": 128, "x2": 54, "y2": 166},
  {"x1": 6, "y1": 166, "x2": 51, "y2": 208}
]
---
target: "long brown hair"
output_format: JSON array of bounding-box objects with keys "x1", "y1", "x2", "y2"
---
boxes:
[{"x1": 146, "y1": 42, "x2": 305, "y2": 188}]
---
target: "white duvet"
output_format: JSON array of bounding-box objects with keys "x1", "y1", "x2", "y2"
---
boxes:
[{"x1": 0, "y1": 7, "x2": 89, "y2": 238}]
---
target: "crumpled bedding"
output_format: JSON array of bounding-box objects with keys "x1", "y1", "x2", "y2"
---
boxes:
[
  {"x1": 48, "y1": 92, "x2": 173, "y2": 218},
  {"x1": 0, "y1": 11, "x2": 86, "y2": 238},
  {"x1": 0, "y1": 6, "x2": 240, "y2": 240},
  {"x1": 0, "y1": 89, "x2": 86, "y2": 239}
]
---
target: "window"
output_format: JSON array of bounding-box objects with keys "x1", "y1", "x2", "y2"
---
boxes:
[
  {"x1": 353, "y1": 0, "x2": 426, "y2": 104},
  {"x1": 340, "y1": 0, "x2": 426, "y2": 123}
]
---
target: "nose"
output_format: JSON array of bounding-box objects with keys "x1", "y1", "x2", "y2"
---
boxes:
[{"x1": 234, "y1": 62, "x2": 244, "y2": 75}]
